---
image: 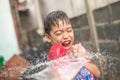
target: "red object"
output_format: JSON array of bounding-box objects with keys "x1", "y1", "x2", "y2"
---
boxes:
[{"x1": 48, "y1": 44, "x2": 67, "y2": 60}]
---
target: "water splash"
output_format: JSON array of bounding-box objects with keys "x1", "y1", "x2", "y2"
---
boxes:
[
  {"x1": 20, "y1": 54, "x2": 89, "y2": 80},
  {"x1": 0, "y1": 51, "x2": 120, "y2": 80},
  {"x1": 86, "y1": 51, "x2": 120, "y2": 80}
]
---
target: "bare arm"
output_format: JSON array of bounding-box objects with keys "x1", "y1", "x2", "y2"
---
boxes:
[{"x1": 84, "y1": 62, "x2": 101, "y2": 78}]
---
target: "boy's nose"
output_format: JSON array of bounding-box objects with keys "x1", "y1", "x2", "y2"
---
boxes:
[{"x1": 63, "y1": 33, "x2": 69, "y2": 39}]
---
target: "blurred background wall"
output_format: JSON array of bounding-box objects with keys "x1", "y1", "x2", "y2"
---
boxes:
[
  {"x1": 0, "y1": 0, "x2": 120, "y2": 79},
  {"x1": 0, "y1": 0, "x2": 20, "y2": 62},
  {"x1": 0, "y1": 0, "x2": 120, "y2": 71}
]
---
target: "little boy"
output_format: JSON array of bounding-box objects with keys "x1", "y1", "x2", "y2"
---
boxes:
[{"x1": 44, "y1": 10, "x2": 100, "y2": 80}]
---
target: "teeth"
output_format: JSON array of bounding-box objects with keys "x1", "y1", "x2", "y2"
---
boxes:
[{"x1": 64, "y1": 41, "x2": 69, "y2": 44}]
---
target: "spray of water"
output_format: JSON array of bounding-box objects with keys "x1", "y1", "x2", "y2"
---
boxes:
[
  {"x1": 0, "y1": 51, "x2": 120, "y2": 80},
  {"x1": 20, "y1": 54, "x2": 90, "y2": 80}
]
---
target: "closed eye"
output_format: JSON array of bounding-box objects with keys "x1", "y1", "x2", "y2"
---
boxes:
[
  {"x1": 67, "y1": 27, "x2": 73, "y2": 33},
  {"x1": 54, "y1": 30, "x2": 63, "y2": 36}
]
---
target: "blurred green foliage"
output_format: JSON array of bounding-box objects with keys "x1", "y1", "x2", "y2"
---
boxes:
[{"x1": 0, "y1": 55, "x2": 4, "y2": 68}]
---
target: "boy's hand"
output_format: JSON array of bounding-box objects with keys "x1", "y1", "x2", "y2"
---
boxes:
[{"x1": 68, "y1": 43, "x2": 86, "y2": 57}]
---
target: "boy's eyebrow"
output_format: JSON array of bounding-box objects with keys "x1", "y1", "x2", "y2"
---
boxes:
[{"x1": 67, "y1": 26, "x2": 72, "y2": 29}]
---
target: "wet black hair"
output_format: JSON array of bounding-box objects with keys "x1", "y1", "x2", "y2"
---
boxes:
[{"x1": 44, "y1": 10, "x2": 70, "y2": 35}]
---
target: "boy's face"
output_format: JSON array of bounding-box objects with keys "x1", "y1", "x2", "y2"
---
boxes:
[{"x1": 45, "y1": 20, "x2": 74, "y2": 50}]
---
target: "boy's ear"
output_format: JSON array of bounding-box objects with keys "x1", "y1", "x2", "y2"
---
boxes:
[{"x1": 44, "y1": 33, "x2": 52, "y2": 43}]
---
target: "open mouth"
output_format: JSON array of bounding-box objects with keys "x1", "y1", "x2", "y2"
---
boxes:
[{"x1": 62, "y1": 40, "x2": 71, "y2": 49}]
